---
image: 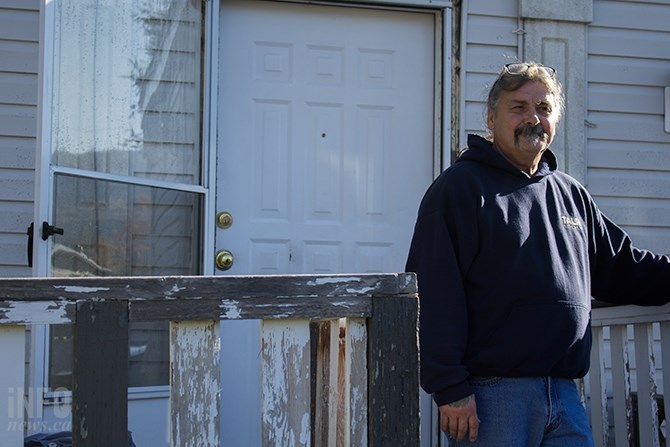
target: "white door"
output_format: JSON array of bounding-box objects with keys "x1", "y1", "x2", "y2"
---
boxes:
[
  {"x1": 216, "y1": 0, "x2": 435, "y2": 444},
  {"x1": 217, "y1": 0, "x2": 434, "y2": 276}
]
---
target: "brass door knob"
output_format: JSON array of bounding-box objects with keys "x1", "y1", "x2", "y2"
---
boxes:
[{"x1": 215, "y1": 250, "x2": 234, "y2": 271}]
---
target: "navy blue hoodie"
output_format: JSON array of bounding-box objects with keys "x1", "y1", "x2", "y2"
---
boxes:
[{"x1": 406, "y1": 134, "x2": 670, "y2": 406}]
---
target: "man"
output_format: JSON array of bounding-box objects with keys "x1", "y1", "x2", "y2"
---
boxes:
[{"x1": 406, "y1": 62, "x2": 670, "y2": 445}]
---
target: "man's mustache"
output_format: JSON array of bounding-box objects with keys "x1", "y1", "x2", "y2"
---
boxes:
[{"x1": 514, "y1": 124, "x2": 547, "y2": 140}]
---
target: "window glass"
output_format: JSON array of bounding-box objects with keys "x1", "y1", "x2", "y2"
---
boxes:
[
  {"x1": 49, "y1": 175, "x2": 202, "y2": 389},
  {"x1": 52, "y1": 0, "x2": 203, "y2": 184}
]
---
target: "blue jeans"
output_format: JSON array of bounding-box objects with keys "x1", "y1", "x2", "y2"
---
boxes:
[{"x1": 449, "y1": 377, "x2": 594, "y2": 447}]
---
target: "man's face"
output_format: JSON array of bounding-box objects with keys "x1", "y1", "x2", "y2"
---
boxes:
[{"x1": 486, "y1": 81, "x2": 559, "y2": 171}]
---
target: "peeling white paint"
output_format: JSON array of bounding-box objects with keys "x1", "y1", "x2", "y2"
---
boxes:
[
  {"x1": 53, "y1": 285, "x2": 110, "y2": 294},
  {"x1": 305, "y1": 277, "x2": 362, "y2": 286},
  {"x1": 347, "y1": 318, "x2": 369, "y2": 446},
  {"x1": 165, "y1": 284, "x2": 189, "y2": 300},
  {"x1": 399, "y1": 272, "x2": 414, "y2": 289},
  {"x1": 346, "y1": 286, "x2": 376, "y2": 294},
  {"x1": 80, "y1": 416, "x2": 88, "y2": 438},
  {"x1": 171, "y1": 321, "x2": 221, "y2": 446},
  {"x1": 256, "y1": 303, "x2": 298, "y2": 309},
  {"x1": 262, "y1": 320, "x2": 311, "y2": 446},
  {"x1": 304, "y1": 277, "x2": 384, "y2": 296},
  {"x1": 299, "y1": 412, "x2": 310, "y2": 444},
  {"x1": 169, "y1": 284, "x2": 186, "y2": 295},
  {"x1": 331, "y1": 301, "x2": 353, "y2": 308},
  {"x1": 1, "y1": 301, "x2": 71, "y2": 324},
  {"x1": 220, "y1": 300, "x2": 242, "y2": 319}
]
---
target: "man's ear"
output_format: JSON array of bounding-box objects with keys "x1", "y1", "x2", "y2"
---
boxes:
[{"x1": 486, "y1": 109, "x2": 494, "y2": 130}]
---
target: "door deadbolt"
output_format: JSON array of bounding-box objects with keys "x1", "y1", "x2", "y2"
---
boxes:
[
  {"x1": 216, "y1": 211, "x2": 233, "y2": 229},
  {"x1": 215, "y1": 250, "x2": 234, "y2": 271}
]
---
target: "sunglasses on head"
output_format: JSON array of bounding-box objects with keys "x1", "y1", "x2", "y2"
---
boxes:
[{"x1": 503, "y1": 63, "x2": 556, "y2": 78}]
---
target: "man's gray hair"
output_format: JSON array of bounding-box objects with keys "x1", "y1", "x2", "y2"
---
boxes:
[{"x1": 486, "y1": 62, "x2": 565, "y2": 122}]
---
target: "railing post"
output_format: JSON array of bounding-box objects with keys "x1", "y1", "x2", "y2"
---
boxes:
[
  {"x1": 589, "y1": 326, "x2": 609, "y2": 446},
  {"x1": 346, "y1": 317, "x2": 368, "y2": 446},
  {"x1": 660, "y1": 321, "x2": 670, "y2": 437},
  {"x1": 633, "y1": 323, "x2": 660, "y2": 447},
  {"x1": 261, "y1": 319, "x2": 312, "y2": 446},
  {"x1": 312, "y1": 319, "x2": 341, "y2": 446},
  {"x1": 367, "y1": 292, "x2": 419, "y2": 446},
  {"x1": 609, "y1": 325, "x2": 633, "y2": 446},
  {"x1": 170, "y1": 320, "x2": 221, "y2": 447},
  {"x1": 72, "y1": 301, "x2": 129, "y2": 447}
]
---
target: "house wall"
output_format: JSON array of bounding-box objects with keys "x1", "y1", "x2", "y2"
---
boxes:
[
  {"x1": 0, "y1": 3, "x2": 666, "y2": 313},
  {"x1": 586, "y1": 0, "x2": 670, "y2": 254},
  {"x1": 0, "y1": 0, "x2": 39, "y2": 278},
  {"x1": 5, "y1": 4, "x2": 663, "y2": 278},
  {"x1": 458, "y1": 0, "x2": 520, "y2": 146}
]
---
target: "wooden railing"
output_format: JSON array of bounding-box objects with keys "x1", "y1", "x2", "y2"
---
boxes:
[
  {"x1": 588, "y1": 302, "x2": 670, "y2": 447},
  {"x1": 0, "y1": 273, "x2": 419, "y2": 447}
]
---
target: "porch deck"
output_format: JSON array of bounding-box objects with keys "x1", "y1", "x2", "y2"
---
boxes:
[{"x1": 0, "y1": 273, "x2": 419, "y2": 446}]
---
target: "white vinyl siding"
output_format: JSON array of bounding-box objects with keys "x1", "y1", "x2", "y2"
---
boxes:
[
  {"x1": 460, "y1": 0, "x2": 520, "y2": 148},
  {"x1": 586, "y1": 0, "x2": 670, "y2": 254},
  {"x1": 584, "y1": 2, "x2": 670, "y2": 438},
  {"x1": 0, "y1": 1, "x2": 39, "y2": 278}
]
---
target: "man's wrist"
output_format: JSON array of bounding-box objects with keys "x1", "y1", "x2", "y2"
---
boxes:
[
  {"x1": 434, "y1": 381, "x2": 473, "y2": 406},
  {"x1": 446, "y1": 394, "x2": 473, "y2": 408}
]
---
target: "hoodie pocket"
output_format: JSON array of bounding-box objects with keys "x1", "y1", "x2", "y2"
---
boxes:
[{"x1": 470, "y1": 300, "x2": 590, "y2": 374}]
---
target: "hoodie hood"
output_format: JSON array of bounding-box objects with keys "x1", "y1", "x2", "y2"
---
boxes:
[{"x1": 457, "y1": 133, "x2": 558, "y2": 178}]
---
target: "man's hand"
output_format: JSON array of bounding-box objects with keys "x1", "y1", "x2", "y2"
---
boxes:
[{"x1": 439, "y1": 394, "x2": 479, "y2": 442}]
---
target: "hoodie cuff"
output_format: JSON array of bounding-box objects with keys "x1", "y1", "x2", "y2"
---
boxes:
[{"x1": 433, "y1": 381, "x2": 473, "y2": 407}]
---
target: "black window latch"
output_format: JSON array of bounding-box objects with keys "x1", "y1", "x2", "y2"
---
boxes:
[
  {"x1": 26, "y1": 221, "x2": 65, "y2": 267},
  {"x1": 42, "y1": 221, "x2": 64, "y2": 241}
]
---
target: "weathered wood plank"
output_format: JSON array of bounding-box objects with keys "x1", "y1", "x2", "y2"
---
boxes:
[
  {"x1": 588, "y1": 326, "x2": 609, "y2": 447},
  {"x1": 312, "y1": 320, "x2": 339, "y2": 446},
  {"x1": 72, "y1": 301, "x2": 128, "y2": 447},
  {"x1": 347, "y1": 317, "x2": 368, "y2": 446},
  {"x1": 0, "y1": 300, "x2": 74, "y2": 324},
  {"x1": 367, "y1": 294, "x2": 419, "y2": 446},
  {"x1": 0, "y1": 325, "x2": 25, "y2": 447},
  {"x1": 336, "y1": 321, "x2": 346, "y2": 446},
  {"x1": 633, "y1": 323, "x2": 660, "y2": 447},
  {"x1": 262, "y1": 320, "x2": 311, "y2": 446},
  {"x1": 0, "y1": 273, "x2": 409, "y2": 302},
  {"x1": 660, "y1": 322, "x2": 670, "y2": 439},
  {"x1": 609, "y1": 325, "x2": 632, "y2": 447},
  {"x1": 130, "y1": 295, "x2": 371, "y2": 322},
  {"x1": 170, "y1": 320, "x2": 220, "y2": 447}
]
